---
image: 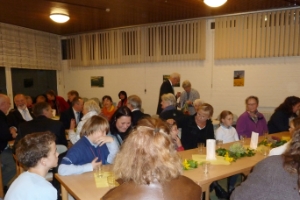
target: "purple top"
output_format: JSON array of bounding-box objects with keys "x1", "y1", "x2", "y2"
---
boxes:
[{"x1": 236, "y1": 111, "x2": 268, "y2": 138}]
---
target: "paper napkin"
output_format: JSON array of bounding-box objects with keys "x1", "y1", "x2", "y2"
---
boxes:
[{"x1": 250, "y1": 131, "x2": 259, "y2": 149}]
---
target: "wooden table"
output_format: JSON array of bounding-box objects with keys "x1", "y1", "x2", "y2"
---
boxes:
[{"x1": 55, "y1": 131, "x2": 290, "y2": 200}]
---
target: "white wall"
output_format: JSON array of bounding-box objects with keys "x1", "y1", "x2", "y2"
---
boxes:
[{"x1": 61, "y1": 18, "x2": 300, "y2": 119}]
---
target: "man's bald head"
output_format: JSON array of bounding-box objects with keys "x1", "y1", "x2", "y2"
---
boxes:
[{"x1": 0, "y1": 94, "x2": 11, "y2": 114}]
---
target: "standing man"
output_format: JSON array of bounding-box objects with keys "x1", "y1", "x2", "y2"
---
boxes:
[
  {"x1": 179, "y1": 80, "x2": 200, "y2": 115},
  {"x1": 126, "y1": 95, "x2": 150, "y2": 126},
  {"x1": 7, "y1": 94, "x2": 34, "y2": 137},
  {"x1": 156, "y1": 72, "x2": 181, "y2": 115},
  {"x1": 59, "y1": 97, "x2": 84, "y2": 130},
  {"x1": 0, "y1": 94, "x2": 16, "y2": 188}
]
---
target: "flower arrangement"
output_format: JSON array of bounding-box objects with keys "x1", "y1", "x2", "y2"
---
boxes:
[
  {"x1": 216, "y1": 142, "x2": 256, "y2": 162},
  {"x1": 258, "y1": 136, "x2": 287, "y2": 148},
  {"x1": 182, "y1": 159, "x2": 198, "y2": 170},
  {"x1": 181, "y1": 103, "x2": 190, "y2": 115}
]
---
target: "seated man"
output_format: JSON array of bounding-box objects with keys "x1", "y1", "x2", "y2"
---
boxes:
[
  {"x1": 58, "y1": 115, "x2": 110, "y2": 176},
  {"x1": 0, "y1": 94, "x2": 15, "y2": 187},
  {"x1": 59, "y1": 97, "x2": 83, "y2": 130},
  {"x1": 5, "y1": 131, "x2": 58, "y2": 200},
  {"x1": 67, "y1": 90, "x2": 79, "y2": 107},
  {"x1": 7, "y1": 94, "x2": 34, "y2": 138},
  {"x1": 126, "y1": 95, "x2": 150, "y2": 126},
  {"x1": 14, "y1": 102, "x2": 68, "y2": 151}
]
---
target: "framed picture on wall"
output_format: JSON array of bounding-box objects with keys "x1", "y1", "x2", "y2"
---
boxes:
[
  {"x1": 233, "y1": 71, "x2": 245, "y2": 87},
  {"x1": 91, "y1": 76, "x2": 104, "y2": 87},
  {"x1": 163, "y1": 75, "x2": 180, "y2": 87}
]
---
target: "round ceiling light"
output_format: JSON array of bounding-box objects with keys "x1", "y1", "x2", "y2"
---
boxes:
[
  {"x1": 203, "y1": 0, "x2": 227, "y2": 7},
  {"x1": 50, "y1": 14, "x2": 70, "y2": 23}
]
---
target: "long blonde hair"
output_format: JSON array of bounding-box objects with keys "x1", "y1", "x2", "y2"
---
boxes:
[{"x1": 113, "y1": 117, "x2": 182, "y2": 184}]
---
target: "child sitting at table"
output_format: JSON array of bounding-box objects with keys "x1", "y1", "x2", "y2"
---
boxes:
[
  {"x1": 166, "y1": 121, "x2": 184, "y2": 151},
  {"x1": 58, "y1": 115, "x2": 110, "y2": 176},
  {"x1": 215, "y1": 110, "x2": 240, "y2": 195},
  {"x1": 215, "y1": 110, "x2": 239, "y2": 143},
  {"x1": 5, "y1": 131, "x2": 58, "y2": 200}
]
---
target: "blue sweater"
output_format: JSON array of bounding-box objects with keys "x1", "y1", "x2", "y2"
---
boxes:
[{"x1": 61, "y1": 136, "x2": 109, "y2": 166}]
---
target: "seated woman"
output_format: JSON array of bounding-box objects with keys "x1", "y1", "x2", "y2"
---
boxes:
[
  {"x1": 5, "y1": 131, "x2": 58, "y2": 200},
  {"x1": 117, "y1": 91, "x2": 127, "y2": 108},
  {"x1": 231, "y1": 129, "x2": 300, "y2": 200},
  {"x1": 175, "y1": 103, "x2": 215, "y2": 150},
  {"x1": 68, "y1": 99, "x2": 118, "y2": 163},
  {"x1": 193, "y1": 98, "x2": 204, "y2": 113},
  {"x1": 269, "y1": 117, "x2": 300, "y2": 156},
  {"x1": 236, "y1": 96, "x2": 268, "y2": 138},
  {"x1": 101, "y1": 117, "x2": 202, "y2": 200},
  {"x1": 101, "y1": 95, "x2": 116, "y2": 121},
  {"x1": 268, "y1": 96, "x2": 300, "y2": 134},
  {"x1": 159, "y1": 93, "x2": 184, "y2": 121},
  {"x1": 58, "y1": 115, "x2": 110, "y2": 176},
  {"x1": 109, "y1": 106, "x2": 132, "y2": 146}
]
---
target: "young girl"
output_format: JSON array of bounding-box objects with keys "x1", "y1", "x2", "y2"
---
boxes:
[
  {"x1": 58, "y1": 115, "x2": 110, "y2": 176},
  {"x1": 215, "y1": 110, "x2": 239, "y2": 143},
  {"x1": 5, "y1": 131, "x2": 58, "y2": 200},
  {"x1": 167, "y1": 121, "x2": 184, "y2": 151},
  {"x1": 215, "y1": 110, "x2": 239, "y2": 195}
]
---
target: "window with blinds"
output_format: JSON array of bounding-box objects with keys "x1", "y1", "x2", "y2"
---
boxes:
[
  {"x1": 0, "y1": 23, "x2": 61, "y2": 70},
  {"x1": 215, "y1": 9, "x2": 300, "y2": 59},
  {"x1": 66, "y1": 19, "x2": 206, "y2": 67}
]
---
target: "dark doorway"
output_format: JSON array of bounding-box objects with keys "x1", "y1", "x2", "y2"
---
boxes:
[
  {"x1": 11, "y1": 68, "x2": 57, "y2": 100},
  {"x1": 0, "y1": 67, "x2": 6, "y2": 94}
]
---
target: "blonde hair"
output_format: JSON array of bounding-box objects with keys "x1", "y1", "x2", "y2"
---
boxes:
[
  {"x1": 83, "y1": 99, "x2": 101, "y2": 114},
  {"x1": 80, "y1": 115, "x2": 109, "y2": 137},
  {"x1": 161, "y1": 93, "x2": 176, "y2": 107},
  {"x1": 198, "y1": 103, "x2": 214, "y2": 117},
  {"x1": 113, "y1": 117, "x2": 182, "y2": 184},
  {"x1": 182, "y1": 80, "x2": 191, "y2": 88}
]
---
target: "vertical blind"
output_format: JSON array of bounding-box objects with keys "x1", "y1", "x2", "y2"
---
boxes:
[
  {"x1": 66, "y1": 19, "x2": 206, "y2": 67},
  {"x1": 215, "y1": 9, "x2": 300, "y2": 59},
  {"x1": 0, "y1": 23, "x2": 61, "y2": 70}
]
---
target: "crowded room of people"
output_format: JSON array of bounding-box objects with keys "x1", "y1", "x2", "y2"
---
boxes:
[{"x1": 1, "y1": 1, "x2": 300, "y2": 200}]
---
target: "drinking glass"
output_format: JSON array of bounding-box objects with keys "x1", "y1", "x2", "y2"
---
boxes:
[
  {"x1": 216, "y1": 140, "x2": 223, "y2": 149},
  {"x1": 94, "y1": 165, "x2": 103, "y2": 178},
  {"x1": 107, "y1": 175, "x2": 116, "y2": 188},
  {"x1": 202, "y1": 161, "x2": 211, "y2": 175},
  {"x1": 262, "y1": 146, "x2": 269, "y2": 156},
  {"x1": 240, "y1": 135, "x2": 246, "y2": 145},
  {"x1": 263, "y1": 131, "x2": 269, "y2": 140},
  {"x1": 197, "y1": 143, "x2": 205, "y2": 154}
]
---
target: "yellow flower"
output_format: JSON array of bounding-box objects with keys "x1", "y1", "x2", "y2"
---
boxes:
[{"x1": 183, "y1": 159, "x2": 190, "y2": 170}]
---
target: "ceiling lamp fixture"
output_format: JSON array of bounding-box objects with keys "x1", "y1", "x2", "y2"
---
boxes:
[
  {"x1": 50, "y1": 13, "x2": 70, "y2": 23},
  {"x1": 204, "y1": 0, "x2": 227, "y2": 7}
]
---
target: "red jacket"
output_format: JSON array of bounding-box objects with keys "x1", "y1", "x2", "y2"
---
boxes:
[{"x1": 48, "y1": 95, "x2": 69, "y2": 115}]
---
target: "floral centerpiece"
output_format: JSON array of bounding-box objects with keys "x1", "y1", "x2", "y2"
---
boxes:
[
  {"x1": 216, "y1": 142, "x2": 256, "y2": 162},
  {"x1": 181, "y1": 103, "x2": 190, "y2": 115},
  {"x1": 182, "y1": 159, "x2": 198, "y2": 170},
  {"x1": 258, "y1": 136, "x2": 288, "y2": 148}
]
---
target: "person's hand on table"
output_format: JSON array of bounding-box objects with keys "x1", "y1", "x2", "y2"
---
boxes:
[{"x1": 91, "y1": 157, "x2": 102, "y2": 169}]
